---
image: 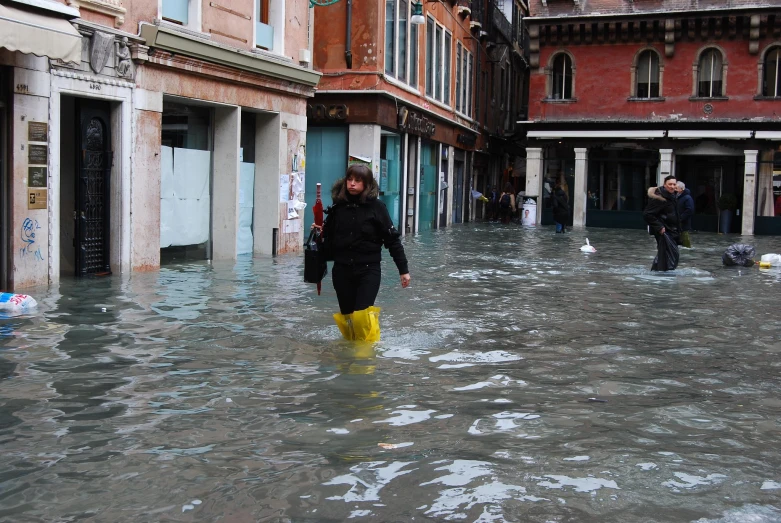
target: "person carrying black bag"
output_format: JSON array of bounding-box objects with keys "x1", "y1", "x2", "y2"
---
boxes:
[
  {"x1": 313, "y1": 164, "x2": 410, "y2": 341},
  {"x1": 643, "y1": 175, "x2": 681, "y2": 271}
]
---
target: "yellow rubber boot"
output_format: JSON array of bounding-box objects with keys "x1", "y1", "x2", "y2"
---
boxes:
[
  {"x1": 351, "y1": 306, "x2": 381, "y2": 342},
  {"x1": 333, "y1": 312, "x2": 354, "y2": 340}
]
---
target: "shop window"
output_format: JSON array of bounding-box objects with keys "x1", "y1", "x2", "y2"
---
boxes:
[
  {"x1": 425, "y1": 17, "x2": 434, "y2": 96},
  {"x1": 763, "y1": 46, "x2": 781, "y2": 97},
  {"x1": 697, "y1": 48, "x2": 724, "y2": 98},
  {"x1": 386, "y1": 0, "x2": 418, "y2": 87},
  {"x1": 549, "y1": 53, "x2": 573, "y2": 100},
  {"x1": 635, "y1": 49, "x2": 661, "y2": 98}
]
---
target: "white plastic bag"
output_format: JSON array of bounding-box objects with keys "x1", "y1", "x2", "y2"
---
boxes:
[
  {"x1": 0, "y1": 293, "x2": 37, "y2": 311},
  {"x1": 760, "y1": 253, "x2": 781, "y2": 265}
]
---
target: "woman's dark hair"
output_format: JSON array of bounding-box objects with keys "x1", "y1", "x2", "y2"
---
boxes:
[
  {"x1": 333, "y1": 164, "x2": 377, "y2": 203},
  {"x1": 503, "y1": 182, "x2": 514, "y2": 193}
]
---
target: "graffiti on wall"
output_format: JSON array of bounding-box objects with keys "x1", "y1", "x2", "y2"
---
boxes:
[{"x1": 20, "y1": 218, "x2": 43, "y2": 261}]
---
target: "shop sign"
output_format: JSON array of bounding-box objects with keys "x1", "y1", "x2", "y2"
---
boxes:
[
  {"x1": 398, "y1": 107, "x2": 435, "y2": 137},
  {"x1": 28, "y1": 167, "x2": 47, "y2": 188},
  {"x1": 28, "y1": 189, "x2": 47, "y2": 209},
  {"x1": 457, "y1": 133, "x2": 476, "y2": 147},
  {"x1": 307, "y1": 104, "x2": 348, "y2": 121}
]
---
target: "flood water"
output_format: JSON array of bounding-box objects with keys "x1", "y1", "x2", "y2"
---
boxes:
[{"x1": 2, "y1": 225, "x2": 781, "y2": 522}]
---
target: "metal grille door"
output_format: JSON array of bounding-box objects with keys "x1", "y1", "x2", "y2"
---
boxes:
[{"x1": 76, "y1": 101, "x2": 112, "y2": 276}]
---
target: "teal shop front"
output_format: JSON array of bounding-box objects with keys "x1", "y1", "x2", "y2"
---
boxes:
[{"x1": 304, "y1": 127, "x2": 348, "y2": 233}]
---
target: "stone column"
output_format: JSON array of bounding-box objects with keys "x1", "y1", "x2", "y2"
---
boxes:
[
  {"x1": 573, "y1": 147, "x2": 588, "y2": 228},
  {"x1": 212, "y1": 105, "x2": 241, "y2": 260},
  {"x1": 253, "y1": 112, "x2": 281, "y2": 255},
  {"x1": 659, "y1": 149, "x2": 674, "y2": 185},
  {"x1": 742, "y1": 149, "x2": 758, "y2": 236},
  {"x1": 525, "y1": 147, "x2": 543, "y2": 224}
]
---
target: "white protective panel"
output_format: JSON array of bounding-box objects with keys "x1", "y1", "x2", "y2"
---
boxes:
[
  {"x1": 161, "y1": 146, "x2": 175, "y2": 199},
  {"x1": 174, "y1": 197, "x2": 211, "y2": 246},
  {"x1": 237, "y1": 162, "x2": 255, "y2": 255},
  {"x1": 173, "y1": 148, "x2": 211, "y2": 199},
  {"x1": 160, "y1": 197, "x2": 175, "y2": 248}
]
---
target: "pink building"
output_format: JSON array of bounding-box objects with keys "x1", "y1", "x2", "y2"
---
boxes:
[{"x1": 0, "y1": 0, "x2": 319, "y2": 290}]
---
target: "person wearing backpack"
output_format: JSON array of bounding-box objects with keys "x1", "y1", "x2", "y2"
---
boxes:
[{"x1": 498, "y1": 183, "x2": 516, "y2": 224}]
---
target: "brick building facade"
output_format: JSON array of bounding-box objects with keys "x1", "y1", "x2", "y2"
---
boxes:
[{"x1": 523, "y1": 0, "x2": 781, "y2": 235}]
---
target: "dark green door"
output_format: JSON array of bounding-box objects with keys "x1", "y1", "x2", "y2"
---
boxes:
[
  {"x1": 419, "y1": 142, "x2": 437, "y2": 231},
  {"x1": 305, "y1": 127, "x2": 348, "y2": 232}
]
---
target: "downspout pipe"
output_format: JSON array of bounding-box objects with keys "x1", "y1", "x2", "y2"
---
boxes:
[{"x1": 345, "y1": 0, "x2": 353, "y2": 68}]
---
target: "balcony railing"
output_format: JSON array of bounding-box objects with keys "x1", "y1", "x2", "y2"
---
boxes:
[{"x1": 491, "y1": 3, "x2": 512, "y2": 43}]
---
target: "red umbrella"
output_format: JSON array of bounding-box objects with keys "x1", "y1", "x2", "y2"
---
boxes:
[{"x1": 313, "y1": 183, "x2": 324, "y2": 295}]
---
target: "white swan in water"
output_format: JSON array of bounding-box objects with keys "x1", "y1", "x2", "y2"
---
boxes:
[{"x1": 580, "y1": 239, "x2": 597, "y2": 253}]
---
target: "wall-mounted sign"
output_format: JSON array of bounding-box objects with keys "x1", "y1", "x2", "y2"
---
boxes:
[
  {"x1": 28, "y1": 144, "x2": 48, "y2": 165},
  {"x1": 28, "y1": 166, "x2": 47, "y2": 188},
  {"x1": 398, "y1": 107, "x2": 435, "y2": 137},
  {"x1": 457, "y1": 133, "x2": 477, "y2": 147},
  {"x1": 28, "y1": 189, "x2": 47, "y2": 209},
  {"x1": 307, "y1": 104, "x2": 348, "y2": 120},
  {"x1": 28, "y1": 122, "x2": 48, "y2": 142}
]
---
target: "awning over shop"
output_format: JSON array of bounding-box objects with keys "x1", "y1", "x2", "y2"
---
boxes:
[{"x1": 0, "y1": 3, "x2": 81, "y2": 64}]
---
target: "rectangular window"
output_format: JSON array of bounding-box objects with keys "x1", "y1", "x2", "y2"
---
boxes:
[
  {"x1": 398, "y1": 0, "x2": 407, "y2": 82},
  {"x1": 163, "y1": 0, "x2": 189, "y2": 24},
  {"x1": 435, "y1": 25, "x2": 443, "y2": 101},
  {"x1": 385, "y1": 0, "x2": 395, "y2": 75},
  {"x1": 409, "y1": 22, "x2": 418, "y2": 88},
  {"x1": 255, "y1": 0, "x2": 273, "y2": 50},
  {"x1": 455, "y1": 44, "x2": 462, "y2": 113},
  {"x1": 467, "y1": 51, "x2": 473, "y2": 117},
  {"x1": 444, "y1": 32, "x2": 451, "y2": 106},
  {"x1": 461, "y1": 46, "x2": 468, "y2": 114},
  {"x1": 426, "y1": 17, "x2": 434, "y2": 96}
]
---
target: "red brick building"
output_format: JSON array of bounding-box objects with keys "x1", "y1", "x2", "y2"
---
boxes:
[{"x1": 523, "y1": 0, "x2": 781, "y2": 235}]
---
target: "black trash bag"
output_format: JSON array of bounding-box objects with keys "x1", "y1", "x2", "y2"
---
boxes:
[
  {"x1": 304, "y1": 229, "x2": 327, "y2": 283},
  {"x1": 722, "y1": 243, "x2": 756, "y2": 267},
  {"x1": 651, "y1": 232, "x2": 680, "y2": 272}
]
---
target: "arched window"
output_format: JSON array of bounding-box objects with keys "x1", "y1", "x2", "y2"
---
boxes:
[
  {"x1": 551, "y1": 54, "x2": 573, "y2": 100},
  {"x1": 763, "y1": 46, "x2": 781, "y2": 97},
  {"x1": 636, "y1": 50, "x2": 660, "y2": 98},
  {"x1": 698, "y1": 48, "x2": 723, "y2": 97}
]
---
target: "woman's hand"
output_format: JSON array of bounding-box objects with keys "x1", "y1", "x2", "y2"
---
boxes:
[
  {"x1": 310, "y1": 224, "x2": 323, "y2": 231},
  {"x1": 400, "y1": 273, "x2": 411, "y2": 288}
]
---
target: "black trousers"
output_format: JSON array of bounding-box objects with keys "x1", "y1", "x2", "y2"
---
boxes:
[{"x1": 332, "y1": 262, "x2": 382, "y2": 315}]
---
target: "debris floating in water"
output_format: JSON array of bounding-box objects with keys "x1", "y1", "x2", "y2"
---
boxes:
[{"x1": 588, "y1": 397, "x2": 608, "y2": 403}]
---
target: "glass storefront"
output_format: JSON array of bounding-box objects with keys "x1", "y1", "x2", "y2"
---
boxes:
[
  {"x1": 380, "y1": 132, "x2": 402, "y2": 229},
  {"x1": 160, "y1": 101, "x2": 213, "y2": 263}
]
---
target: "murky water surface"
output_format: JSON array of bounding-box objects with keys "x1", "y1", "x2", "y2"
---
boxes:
[{"x1": 2, "y1": 225, "x2": 781, "y2": 522}]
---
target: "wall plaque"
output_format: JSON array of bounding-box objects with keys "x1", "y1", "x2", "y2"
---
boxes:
[
  {"x1": 28, "y1": 144, "x2": 48, "y2": 165},
  {"x1": 28, "y1": 166, "x2": 47, "y2": 188},
  {"x1": 28, "y1": 122, "x2": 48, "y2": 142},
  {"x1": 28, "y1": 189, "x2": 47, "y2": 209}
]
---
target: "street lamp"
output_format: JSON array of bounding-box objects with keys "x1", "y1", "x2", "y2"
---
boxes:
[{"x1": 410, "y1": 1, "x2": 425, "y2": 25}]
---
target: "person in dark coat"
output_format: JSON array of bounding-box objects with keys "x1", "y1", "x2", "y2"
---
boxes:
[
  {"x1": 676, "y1": 181, "x2": 695, "y2": 248},
  {"x1": 318, "y1": 164, "x2": 410, "y2": 340},
  {"x1": 643, "y1": 175, "x2": 681, "y2": 271},
  {"x1": 551, "y1": 181, "x2": 570, "y2": 233}
]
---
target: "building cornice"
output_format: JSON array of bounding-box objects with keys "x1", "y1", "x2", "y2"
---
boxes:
[{"x1": 139, "y1": 23, "x2": 321, "y2": 89}]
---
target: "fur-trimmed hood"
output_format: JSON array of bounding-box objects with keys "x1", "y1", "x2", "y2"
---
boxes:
[
  {"x1": 331, "y1": 176, "x2": 379, "y2": 204},
  {"x1": 647, "y1": 186, "x2": 675, "y2": 202}
]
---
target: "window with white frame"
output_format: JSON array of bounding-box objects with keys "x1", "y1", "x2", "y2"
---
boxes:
[
  {"x1": 455, "y1": 41, "x2": 473, "y2": 117},
  {"x1": 550, "y1": 53, "x2": 573, "y2": 100},
  {"x1": 636, "y1": 49, "x2": 660, "y2": 98},
  {"x1": 256, "y1": 0, "x2": 272, "y2": 50},
  {"x1": 697, "y1": 48, "x2": 724, "y2": 97},
  {"x1": 425, "y1": 17, "x2": 452, "y2": 104},
  {"x1": 763, "y1": 46, "x2": 781, "y2": 97},
  {"x1": 385, "y1": 0, "x2": 419, "y2": 87},
  {"x1": 162, "y1": 0, "x2": 199, "y2": 28}
]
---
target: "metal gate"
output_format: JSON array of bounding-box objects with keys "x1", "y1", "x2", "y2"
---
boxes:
[{"x1": 75, "y1": 100, "x2": 112, "y2": 276}]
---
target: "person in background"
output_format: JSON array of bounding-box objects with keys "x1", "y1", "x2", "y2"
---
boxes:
[
  {"x1": 551, "y1": 180, "x2": 570, "y2": 233},
  {"x1": 317, "y1": 164, "x2": 411, "y2": 341},
  {"x1": 644, "y1": 175, "x2": 681, "y2": 271},
  {"x1": 488, "y1": 185, "x2": 500, "y2": 222},
  {"x1": 498, "y1": 183, "x2": 516, "y2": 224},
  {"x1": 676, "y1": 181, "x2": 695, "y2": 248}
]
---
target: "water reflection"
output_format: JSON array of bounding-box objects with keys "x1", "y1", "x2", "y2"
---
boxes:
[{"x1": 1, "y1": 225, "x2": 781, "y2": 521}]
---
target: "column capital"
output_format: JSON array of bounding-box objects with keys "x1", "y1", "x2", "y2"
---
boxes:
[
  {"x1": 526, "y1": 147, "x2": 543, "y2": 160},
  {"x1": 574, "y1": 147, "x2": 588, "y2": 160}
]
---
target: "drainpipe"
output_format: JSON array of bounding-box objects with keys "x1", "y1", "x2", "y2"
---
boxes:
[{"x1": 345, "y1": 0, "x2": 353, "y2": 68}]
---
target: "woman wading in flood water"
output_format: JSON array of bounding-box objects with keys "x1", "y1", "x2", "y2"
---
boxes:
[{"x1": 315, "y1": 164, "x2": 411, "y2": 341}]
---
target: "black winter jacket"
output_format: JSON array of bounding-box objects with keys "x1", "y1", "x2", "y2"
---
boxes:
[
  {"x1": 322, "y1": 180, "x2": 409, "y2": 274},
  {"x1": 551, "y1": 187, "x2": 570, "y2": 223},
  {"x1": 643, "y1": 186, "x2": 680, "y2": 238}
]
